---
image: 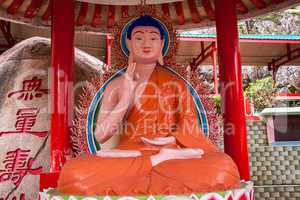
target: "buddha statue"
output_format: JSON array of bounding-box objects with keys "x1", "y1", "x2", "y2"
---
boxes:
[{"x1": 57, "y1": 15, "x2": 240, "y2": 196}]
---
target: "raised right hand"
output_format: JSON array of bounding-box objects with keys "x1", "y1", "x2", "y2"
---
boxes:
[
  {"x1": 121, "y1": 62, "x2": 138, "y2": 105},
  {"x1": 94, "y1": 64, "x2": 139, "y2": 144}
]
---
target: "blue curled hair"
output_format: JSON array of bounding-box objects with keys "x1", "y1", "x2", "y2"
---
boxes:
[{"x1": 126, "y1": 15, "x2": 164, "y2": 40}]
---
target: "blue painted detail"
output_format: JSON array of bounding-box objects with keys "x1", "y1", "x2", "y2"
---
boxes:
[
  {"x1": 271, "y1": 141, "x2": 300, "y2": 146},
  {"x1": 120, "y1": 16, "x2": 170, "y2": 57},
  {"x1": 87, "y1": 67, "x2": 209, "y2": 154}
]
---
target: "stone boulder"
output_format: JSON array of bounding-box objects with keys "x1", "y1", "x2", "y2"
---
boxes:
[
  {"x1": 275, "y1": 66, "x2": 300, "y2": 93},
  {"x1": 0, "y1": 37, "x2": 102, "y2": 200}
]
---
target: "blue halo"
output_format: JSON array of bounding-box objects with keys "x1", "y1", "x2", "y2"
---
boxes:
[{"x1": 120, "y1": 16, "x2": 170, "y2": 57}]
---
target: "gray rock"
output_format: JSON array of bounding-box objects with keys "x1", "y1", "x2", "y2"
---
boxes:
[
  {"x1": 0, "y1": 37, "x2": 102, "y2": 200},
  {"x1": 276, "y1": 66, "x2": 300, "y2": 93}
]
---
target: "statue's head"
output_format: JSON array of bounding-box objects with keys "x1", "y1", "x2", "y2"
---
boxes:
[{"x1": 123, "y1": 15, "x2": 169, "y2": 65}]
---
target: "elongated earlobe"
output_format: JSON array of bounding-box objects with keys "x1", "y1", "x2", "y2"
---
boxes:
[
  {"x1": 158, "y1": 39, "x2": 164, "y2": 65},
  {"x1": 158, "y1": 53, "x2": 164, "y2": 65},
  {"x1": 126, "y1": 38, "x2": 131, "y2": 51},
  {"x1": 128, "y1": 53, "x2": 134, "y2": 64},
  {"x1": 126, "y1": 38, "x2": 134, "y2": 64}
]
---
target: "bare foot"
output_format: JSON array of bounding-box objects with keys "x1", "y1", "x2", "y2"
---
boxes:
[
  {"x1": 160, "y1": 148, "x2": 204, "y2": 159},
  {"x1": 96, "y1": 149, "x2": 142, "y2": 158}
]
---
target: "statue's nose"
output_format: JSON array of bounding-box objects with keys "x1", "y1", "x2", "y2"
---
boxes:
[{"x1": 143, "y1": 37, "x2": 151, "y2": 46}]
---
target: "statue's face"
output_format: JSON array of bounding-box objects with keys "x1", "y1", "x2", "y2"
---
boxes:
[{"x1": 127, "y1": 26, "x2": 164, "y2": 64}]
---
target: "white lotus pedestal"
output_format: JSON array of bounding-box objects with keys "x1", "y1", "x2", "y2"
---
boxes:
[{"x1": 39, "y1": 181, "x2": 253, "y2": 200}]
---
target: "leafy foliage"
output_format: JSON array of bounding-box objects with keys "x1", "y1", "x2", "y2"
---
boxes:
[
  {"x1": 212, "y1": 95, "x2": 221, "y2": 115},
  {"x1": 244, "y1": 76, "x2": 275, "y2": 112}
]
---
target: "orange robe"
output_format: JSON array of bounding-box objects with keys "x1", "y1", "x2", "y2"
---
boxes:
[{"x1": 58, "y1": 66, "x2": 240, "y2": 196}]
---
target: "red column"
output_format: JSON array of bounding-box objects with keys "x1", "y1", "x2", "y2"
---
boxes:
[
  {"x1": 50, "y1": 0, "x2": 75, "y2": 172},
  {"x1": 215, "y1": 0, "x2": 250, "y2": 180},
  {"x1": 211, "y1": 42, "x2": 218, "y2": 95},
  {"x1": 105, "y1": 34, "x2": 113, "y2": 66}
]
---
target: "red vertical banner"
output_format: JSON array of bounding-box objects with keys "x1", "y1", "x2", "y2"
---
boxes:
[
  {"x1": 214, "y1": 0, "x2": 250, "y2": 180},
  {"x1": 211, "y1": 42, "x2": 218, "y2": 95},
  {"x1": 50, "y1": 0, "x2": 75, "y2": 172},
  {"x1": 106, "y1": 34, "x2": 113, "y2": 66}
]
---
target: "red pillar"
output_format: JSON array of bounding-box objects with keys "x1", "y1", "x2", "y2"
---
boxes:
[
  {"x1": 105, "y1": 34, "x2": 113, "y2": 66},
  {"x1": 211, "y1": 42, "x2": 218, "y2": 95},
  {"x1": 50, "y1": 0, "x2": 74, "y2": 172},
  {"x1": 215, "y1": 0, "x2": 250, "y2": 180}
]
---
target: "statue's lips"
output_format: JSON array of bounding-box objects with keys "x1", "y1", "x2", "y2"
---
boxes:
[{"x1": 143, "y1": 49, "x2": 151, "y2": 53}]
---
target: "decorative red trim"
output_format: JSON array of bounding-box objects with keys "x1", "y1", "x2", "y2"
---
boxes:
[
  {"x1": 178, "y1": 36, "x2": 215, "y2": 42},
  {"x1": 121, "y1": 5, "x2": 129, "y2": 18},
  {"x1": 190, "y1": 42, "x2": 214, "y2": 69},
  {"x1": 91, "y1": 4, "x2": 102, "y2": 27},
  {"x1": 202, "y1": 0, "x2": 215, "y2": 20},
  {"x1": 237, "y1": 38, "x2": 300, "y2": 44},
  {"x1": 42, "y1": 0, "x2": 51, "y2": 21},
  {"x1": 174, "y1": 2, "x2": 185, "y2": 25},
  {"x1": 7, "y1": 0, "x2": 24, "y2": 15},
  {"x1": 106, "y1": 34, "x2": 113, "y2": 66},
  {"x1": 249, "y1": 0, "x2": 267, "y2": 9},
  {"x1": 277, "y1": 93, "x2": 300, "y2": 97},
  {"x1": 161, "y1": 3, "x2": 171, "y2": 19},
  {"x1": 24, "y1": 0, "x2": 43, "y2": 18},
  {"x1": 211, "y1": 42, "x2": 218, "y2": 95},
  {"x1": 178, "y1": 36, "x2": 300, "y2": 44},
  {"x1": 76, "y1": 2, "x2": 88, "y2": 26},
  {"x1": 107, "y1": 5, "x2": 115, "y2": 29},
  {"x1": 235, "y1": 0, "x2": 249, "y2": 14},
  {"x1": 187, "y1": 0, "x2": 201, "y2": 23},
  {"x1": 245, "y1": 97, "x2": 252, "y2": 115},
  {"x1": 268, "y1": 47, "x2": 300, "y2": 66},
  {"x1": 268, "y1": 46, "x2": 300, "y2": 79},
  {"x1": 240, "y1": 39, "x2": 300, "y2": 44},
  {"x1": 40, "y1": 172, "x2": 59, "y2": 191}
]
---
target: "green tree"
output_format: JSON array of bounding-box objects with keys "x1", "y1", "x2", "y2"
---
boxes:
[{"x1": 244, "y1": 76, "x2": 275, "y2": 112}]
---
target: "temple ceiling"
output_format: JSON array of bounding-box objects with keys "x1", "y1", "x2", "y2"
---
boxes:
[{"x1": 0, "y1": 0, "x2": 299, "y2": 33}]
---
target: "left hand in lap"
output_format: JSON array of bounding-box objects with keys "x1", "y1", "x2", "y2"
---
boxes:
[{"x1": 141, "y1": 136, "x2": 176, "y2": 146}]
